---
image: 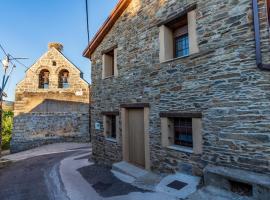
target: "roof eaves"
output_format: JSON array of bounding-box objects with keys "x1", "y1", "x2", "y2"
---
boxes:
[{"x1": 83, "y1": 0, "x2": 131, "y2": 59}]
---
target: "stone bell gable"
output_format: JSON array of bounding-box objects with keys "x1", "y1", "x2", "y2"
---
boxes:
[
  {"x1": 15, "y1": 43, "x2": 90, "y2": 115},
  {"x1": 11, "y1": 43, "x2": 90, "y2": 153}
]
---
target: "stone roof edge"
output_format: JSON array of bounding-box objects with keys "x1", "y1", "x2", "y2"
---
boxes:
[
  {"x1": 57, "y1": 49, "x2": 90, "y2": 85},
  {"x1": 83, "y1": 0, "x2": 131, "y2": 59}
]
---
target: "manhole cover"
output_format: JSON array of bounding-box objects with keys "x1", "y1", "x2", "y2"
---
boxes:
[{"x1": 167, "y1": 180, "x2": 188, "y2": 190}]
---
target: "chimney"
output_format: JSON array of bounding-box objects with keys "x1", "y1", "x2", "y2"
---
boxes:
[{"x1": 48, "y1": 42, "x2": 63, "y2": 52}]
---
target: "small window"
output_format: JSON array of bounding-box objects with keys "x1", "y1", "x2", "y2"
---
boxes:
[
  {"x1": 102, "y1": 48, "x2": 117, "y2": 79},
  {"x1": 161, "y1": 114, "x2": 202, "y2": 154},
  {"x1": 175, "y1": 34, "x2": 189, "y2": 58},
  {"x1": 104, "y1": 115, "x2": 117, "y2": 140},
  {"x1": 159, "y1": 9, "x2": 198, "y2": 62},
  {"x1": 59, "y1": 69, "x2": 69, "y2": 88},
  {"x1": 39, "y1": 69, "x2": 50, "y2": 89},
  {"x1": 173, "y1": 118, "x2": 193, "y2": 147},
  {"x1": 52, "y1": 61, "x2": 57, "y2": 66},
  {"x1": 169, "y1": 15, "x2": 189, "y2": 58}
]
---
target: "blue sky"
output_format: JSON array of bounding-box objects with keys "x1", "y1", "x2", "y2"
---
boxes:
[{"x1": 0, "y1": 0, "x2": 118, "y2": 101}]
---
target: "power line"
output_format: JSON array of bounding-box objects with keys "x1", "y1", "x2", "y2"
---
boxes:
[
  {"x1": 85, "y1": 0, "x2": 90, "y2": 43},
  {"x1": 0, "y1": 44, "x2": 8, "y2": 56},
  {"x1": 0, "y1": 44, "x2": 16, "y2": 68},
  {"x1": 0, "y1": 44, "x2": 35, "y2": 74},
  {"x1": 9, "y1": 54, "x2": 29, "y2": 70}
]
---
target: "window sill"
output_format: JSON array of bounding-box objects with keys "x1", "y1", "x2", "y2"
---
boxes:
[
  {"x1": 159, "y1": 49, "x2": 209, "y2": 64},
  {"x1": 103, "y1": 76, "x2": 115, "y2": 80},
  {"x1": 105, "y1": 137, "x2": 117, "y2": 143},
  {"x1": 167, "y1": 145, "x2": 193, "y2": 154},
  {"x1": 160, "y1": 55, "x2": 190, "y2": 64}
]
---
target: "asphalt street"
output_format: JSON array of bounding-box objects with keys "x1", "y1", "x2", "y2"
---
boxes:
[
  {"x1": 0, "y1": 143, "x2": 177, "y2": 200},
  {"x1": 0, "y1": 151, "x2": 76, "y2": 200}
]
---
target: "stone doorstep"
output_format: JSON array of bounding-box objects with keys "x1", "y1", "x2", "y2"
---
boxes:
[
  {"x1": 112, "y1": 161, "x2": 201, "y2": 199},
  {"x1": 112, "y1": 161, "x2": 148, "y2": 179},
  {"x1": 0, "y1": 159, "x2": 13, "y2": 169}
]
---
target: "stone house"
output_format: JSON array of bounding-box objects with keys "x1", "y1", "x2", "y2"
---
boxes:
[
  {"x1": 83, "y1": 0, "x2": 270, "y2": 198},
  {"x1": 11, "y1": 43, "x2": 90, "y2": 153}
]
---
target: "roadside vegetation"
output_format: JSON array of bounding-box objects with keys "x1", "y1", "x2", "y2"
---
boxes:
[{"x1": 2, "y1": 111, "x2": 13, "y2": 150}]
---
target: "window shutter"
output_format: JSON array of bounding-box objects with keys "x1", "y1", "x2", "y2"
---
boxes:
[
  {"x1": 188, "y1": 10, "x2": 199, "y2": 54},
  {"x1": 159, "y1": 25, "x2": 174, "y2": 62}
]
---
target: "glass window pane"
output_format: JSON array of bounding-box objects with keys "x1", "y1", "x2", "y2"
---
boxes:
[{"x1": 175, "y1": 34, "x2": 189, "y2": 58}]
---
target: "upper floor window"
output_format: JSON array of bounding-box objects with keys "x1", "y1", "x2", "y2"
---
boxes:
[
  {"x1": 174, "y1": 26, "x2": 189, "y2": 57},
  {"x1": 58, "y1": 69, "x2": 70, "y2": 88},
  {"x1": 102, "y1": 47, "x2": 118, "y2": 79},
  {"x1": 159, "y1": 9, "x2": 198, "y2": 62},
  {"x1": 39, "y1": 69, "x2": 50, "y2": 89}
]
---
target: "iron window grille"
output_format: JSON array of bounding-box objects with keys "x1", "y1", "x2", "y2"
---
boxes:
[{"x1": 173, "y1": 117, "x2": 193, "y2": 147}]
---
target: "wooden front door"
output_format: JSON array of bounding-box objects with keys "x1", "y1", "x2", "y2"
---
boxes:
[{"x1": 128, "y1": 108, "x2": 145, "y2": 167}]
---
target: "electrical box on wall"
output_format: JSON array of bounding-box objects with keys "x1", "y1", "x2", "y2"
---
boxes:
[{"x1": 95, "y1": 122, "x2": 101, "y2": 130}]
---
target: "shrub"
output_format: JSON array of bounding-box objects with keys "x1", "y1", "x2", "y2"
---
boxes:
[{"x1": 1, "y1": 111, "x2": 13, "y2": 150}]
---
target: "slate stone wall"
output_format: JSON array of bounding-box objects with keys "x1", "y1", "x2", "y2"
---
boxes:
[
  {"x1": 90, "y1": 0, "x2": 270, "y2": 175},
  {"x1": 11, "y1": 113, "x2": 90, "y2": 153}
]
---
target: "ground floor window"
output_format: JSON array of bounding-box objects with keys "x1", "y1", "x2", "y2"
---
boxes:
[
  {"x1": 173, "y1": 117, "x2": 193, "y2": 147},
  {"x1": 160, "y1": 112, "x2": 202, "y2": 154},
  {"x1": 102, "y1": 112, "x2": 119, "y2": 142},
  {"x1": 108, "y1": 115, "x2": 116, "y2": 139}
]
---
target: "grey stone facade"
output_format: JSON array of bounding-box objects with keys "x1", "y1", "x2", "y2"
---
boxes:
[
  {"x1": 87, "y1": 0, "x2": 270, "y2": 177},
  {"x1": 11, "y1": 43, "x2": 90, "y2": 153}
]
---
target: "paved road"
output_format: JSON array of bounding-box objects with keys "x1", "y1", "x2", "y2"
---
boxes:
[
  {"x1": 0, "y1": 143, "x2": 176, "y2": 200},
  {"x1": 0, "y1": 143, "x2": 91, "y2": 200},
  {"x1": 0, "y1": 150, "x2": 87, "y2": 200}
]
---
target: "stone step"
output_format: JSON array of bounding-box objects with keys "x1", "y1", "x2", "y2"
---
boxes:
[
  {"x1": 156, "y1": 172, "x2": 201, "y2": 199},
  {"x1": 112, "y1": 161, "x2": 148, "y2": 179}
]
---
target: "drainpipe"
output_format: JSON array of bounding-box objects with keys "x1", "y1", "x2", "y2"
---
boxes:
[{"x1": 252, "y1": 0, "x2": 270, "y2": 70}]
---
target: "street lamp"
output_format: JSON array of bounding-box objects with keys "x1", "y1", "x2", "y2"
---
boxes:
[
  {"x1": 2, "y1": 57, "x2": 9, "y2": 72},
  {"x1": 0, "y1": 56, "x2": 10, "y2": 156}
]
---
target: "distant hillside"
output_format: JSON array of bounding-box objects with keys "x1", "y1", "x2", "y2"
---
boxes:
[{"x1": 2, "y1": 101, "x2": 14, "y2": 111}]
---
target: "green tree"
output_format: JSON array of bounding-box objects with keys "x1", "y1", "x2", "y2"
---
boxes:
[{"x1": 2, "y1": 111, "x2": 13, "y2": 150}]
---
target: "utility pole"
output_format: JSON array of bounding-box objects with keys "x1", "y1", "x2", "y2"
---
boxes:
[
  {"x1": 85, "y1": 0, "x2": 90, "y2": 43},
  {"x1": 0, "y1": 43, "x2": 28, "y2": 156},
  {"x1": 0, "y1": 56, "x2": 10, "y2": 156}
]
